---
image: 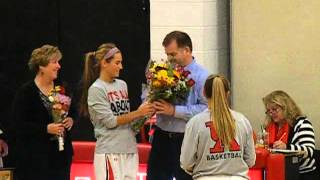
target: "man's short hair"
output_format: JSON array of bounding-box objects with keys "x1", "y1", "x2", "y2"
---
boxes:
[{"x1": 162, "y1": 31, "x2": 193, "y2": 52}]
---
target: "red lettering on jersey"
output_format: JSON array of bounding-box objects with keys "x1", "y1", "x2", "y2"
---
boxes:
[
  {"x1": 229, "y1": 138, "x2": 241, "y2": 151},
  {"x1": 205, "y1": 121, "x2": 224, "y2": 153},
  {"x1": 205, "y1": 121, "x2": 240, "y2": 153},
  {"x1": 113, "y1": 91, "x2": 119, "y2": 100},
  {"x1": 107, "y1": 91, "x2": 128, "y2": 101},
  {"x1": 119, "y1": 90, "x2": 128, "y2": 99},
  {"x1": 107, "y1": 92, "x2": 115, "y2": 101},
  {"x1": 107, "y1": 91, "x2": 119, "y2": 101}
]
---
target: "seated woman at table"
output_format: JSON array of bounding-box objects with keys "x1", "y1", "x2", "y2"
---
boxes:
[
  {"x1": 180, "y1": 74, "x2": 256, "y2": 180},
  {"x1": 263, "y1": 90, "x2": 318, "y2": 180}
]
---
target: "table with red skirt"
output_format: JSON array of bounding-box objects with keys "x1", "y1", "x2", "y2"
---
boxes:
[
  {"x1": 71, "y1": 141, "x2": 301, "y2": 180},
  {"x1": 71, "y1": 117, "x2": 300, "y2": 180}
]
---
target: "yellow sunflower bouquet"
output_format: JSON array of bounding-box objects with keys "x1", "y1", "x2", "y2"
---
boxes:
[
  {"x1": 146, "y1": 60, "x2": 195, "y2": 103},
  {"x1": 131, "y1": 59, "x2": 195, "y2": 133}
]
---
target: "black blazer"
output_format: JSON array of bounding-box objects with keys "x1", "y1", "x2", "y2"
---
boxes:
[{"x1": 12, "y1": 81, "x2": 74, "y2": 180}]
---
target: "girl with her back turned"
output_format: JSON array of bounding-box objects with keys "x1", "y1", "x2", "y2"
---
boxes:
[{"x1": 180, "y1": 74, "x2": 256, "y2": 180}]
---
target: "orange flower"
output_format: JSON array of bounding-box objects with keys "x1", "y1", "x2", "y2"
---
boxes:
[
  {"x1": 173, "y1": 70, "x2": 181, "y2": 79},
  {"x1": 152, "y1": 80, "x2": 162, "y2": 88}
]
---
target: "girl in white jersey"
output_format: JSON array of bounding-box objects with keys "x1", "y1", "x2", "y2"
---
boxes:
[
  {"x1": 79, "y1": 43, "x2": 154, "y2": 180},
  {"x1": 180, "y1": 74, "x2": 256, "y2": 180}
]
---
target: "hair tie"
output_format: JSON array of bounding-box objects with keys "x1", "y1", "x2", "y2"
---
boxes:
[{"x1": 90, "y1": 51, "x2": 97, "y2": 65}]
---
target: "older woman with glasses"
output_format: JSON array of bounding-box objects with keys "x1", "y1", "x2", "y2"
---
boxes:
[{"x1": 263, "y1": 90, "x2": 318, "y2": 180}]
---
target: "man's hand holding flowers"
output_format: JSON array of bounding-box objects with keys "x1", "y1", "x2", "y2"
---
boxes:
[{"x1": 153, "y1": 99, "x2": 175, "y2": 116}]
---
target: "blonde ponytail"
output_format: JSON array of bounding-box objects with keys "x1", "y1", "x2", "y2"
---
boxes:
[
  {"x1": 79, "y1": 52, "x2": 99, "y2": 117},
  {"x1": 205, "y1": 75, "x2": 235, "y2": 148},
  {"x1": 79, "y1": 43, "x2": 119, "y2": 117}
]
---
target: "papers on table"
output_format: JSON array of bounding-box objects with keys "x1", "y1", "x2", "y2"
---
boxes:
[{"x1": 269, "y1": 148, "x2": 304, "y2": 156}]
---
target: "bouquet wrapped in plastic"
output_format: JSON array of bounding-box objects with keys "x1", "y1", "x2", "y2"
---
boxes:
[
  {"x1": 131, "y1": 59, "x2": 195, "y2": 133},
  {"x1": 48, "y1": 86, "x2": 71, "y2": 151}
]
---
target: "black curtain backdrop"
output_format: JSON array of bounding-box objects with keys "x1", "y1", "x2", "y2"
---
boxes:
[{"x1": 1, "y1": 0, "x2": 150, "y2": 143}]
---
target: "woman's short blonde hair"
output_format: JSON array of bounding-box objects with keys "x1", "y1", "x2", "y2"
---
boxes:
[
  {"x1": 263, "y1": 90, "x2": 303, "y2": 126},
  {"x1": 28, "y1": 44, "x2": 62, "y2": 74}
]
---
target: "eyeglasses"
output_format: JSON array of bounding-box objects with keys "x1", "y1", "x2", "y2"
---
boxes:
[{"x1": 265, "y1": 106, "x2": 281, "y2": 115}]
